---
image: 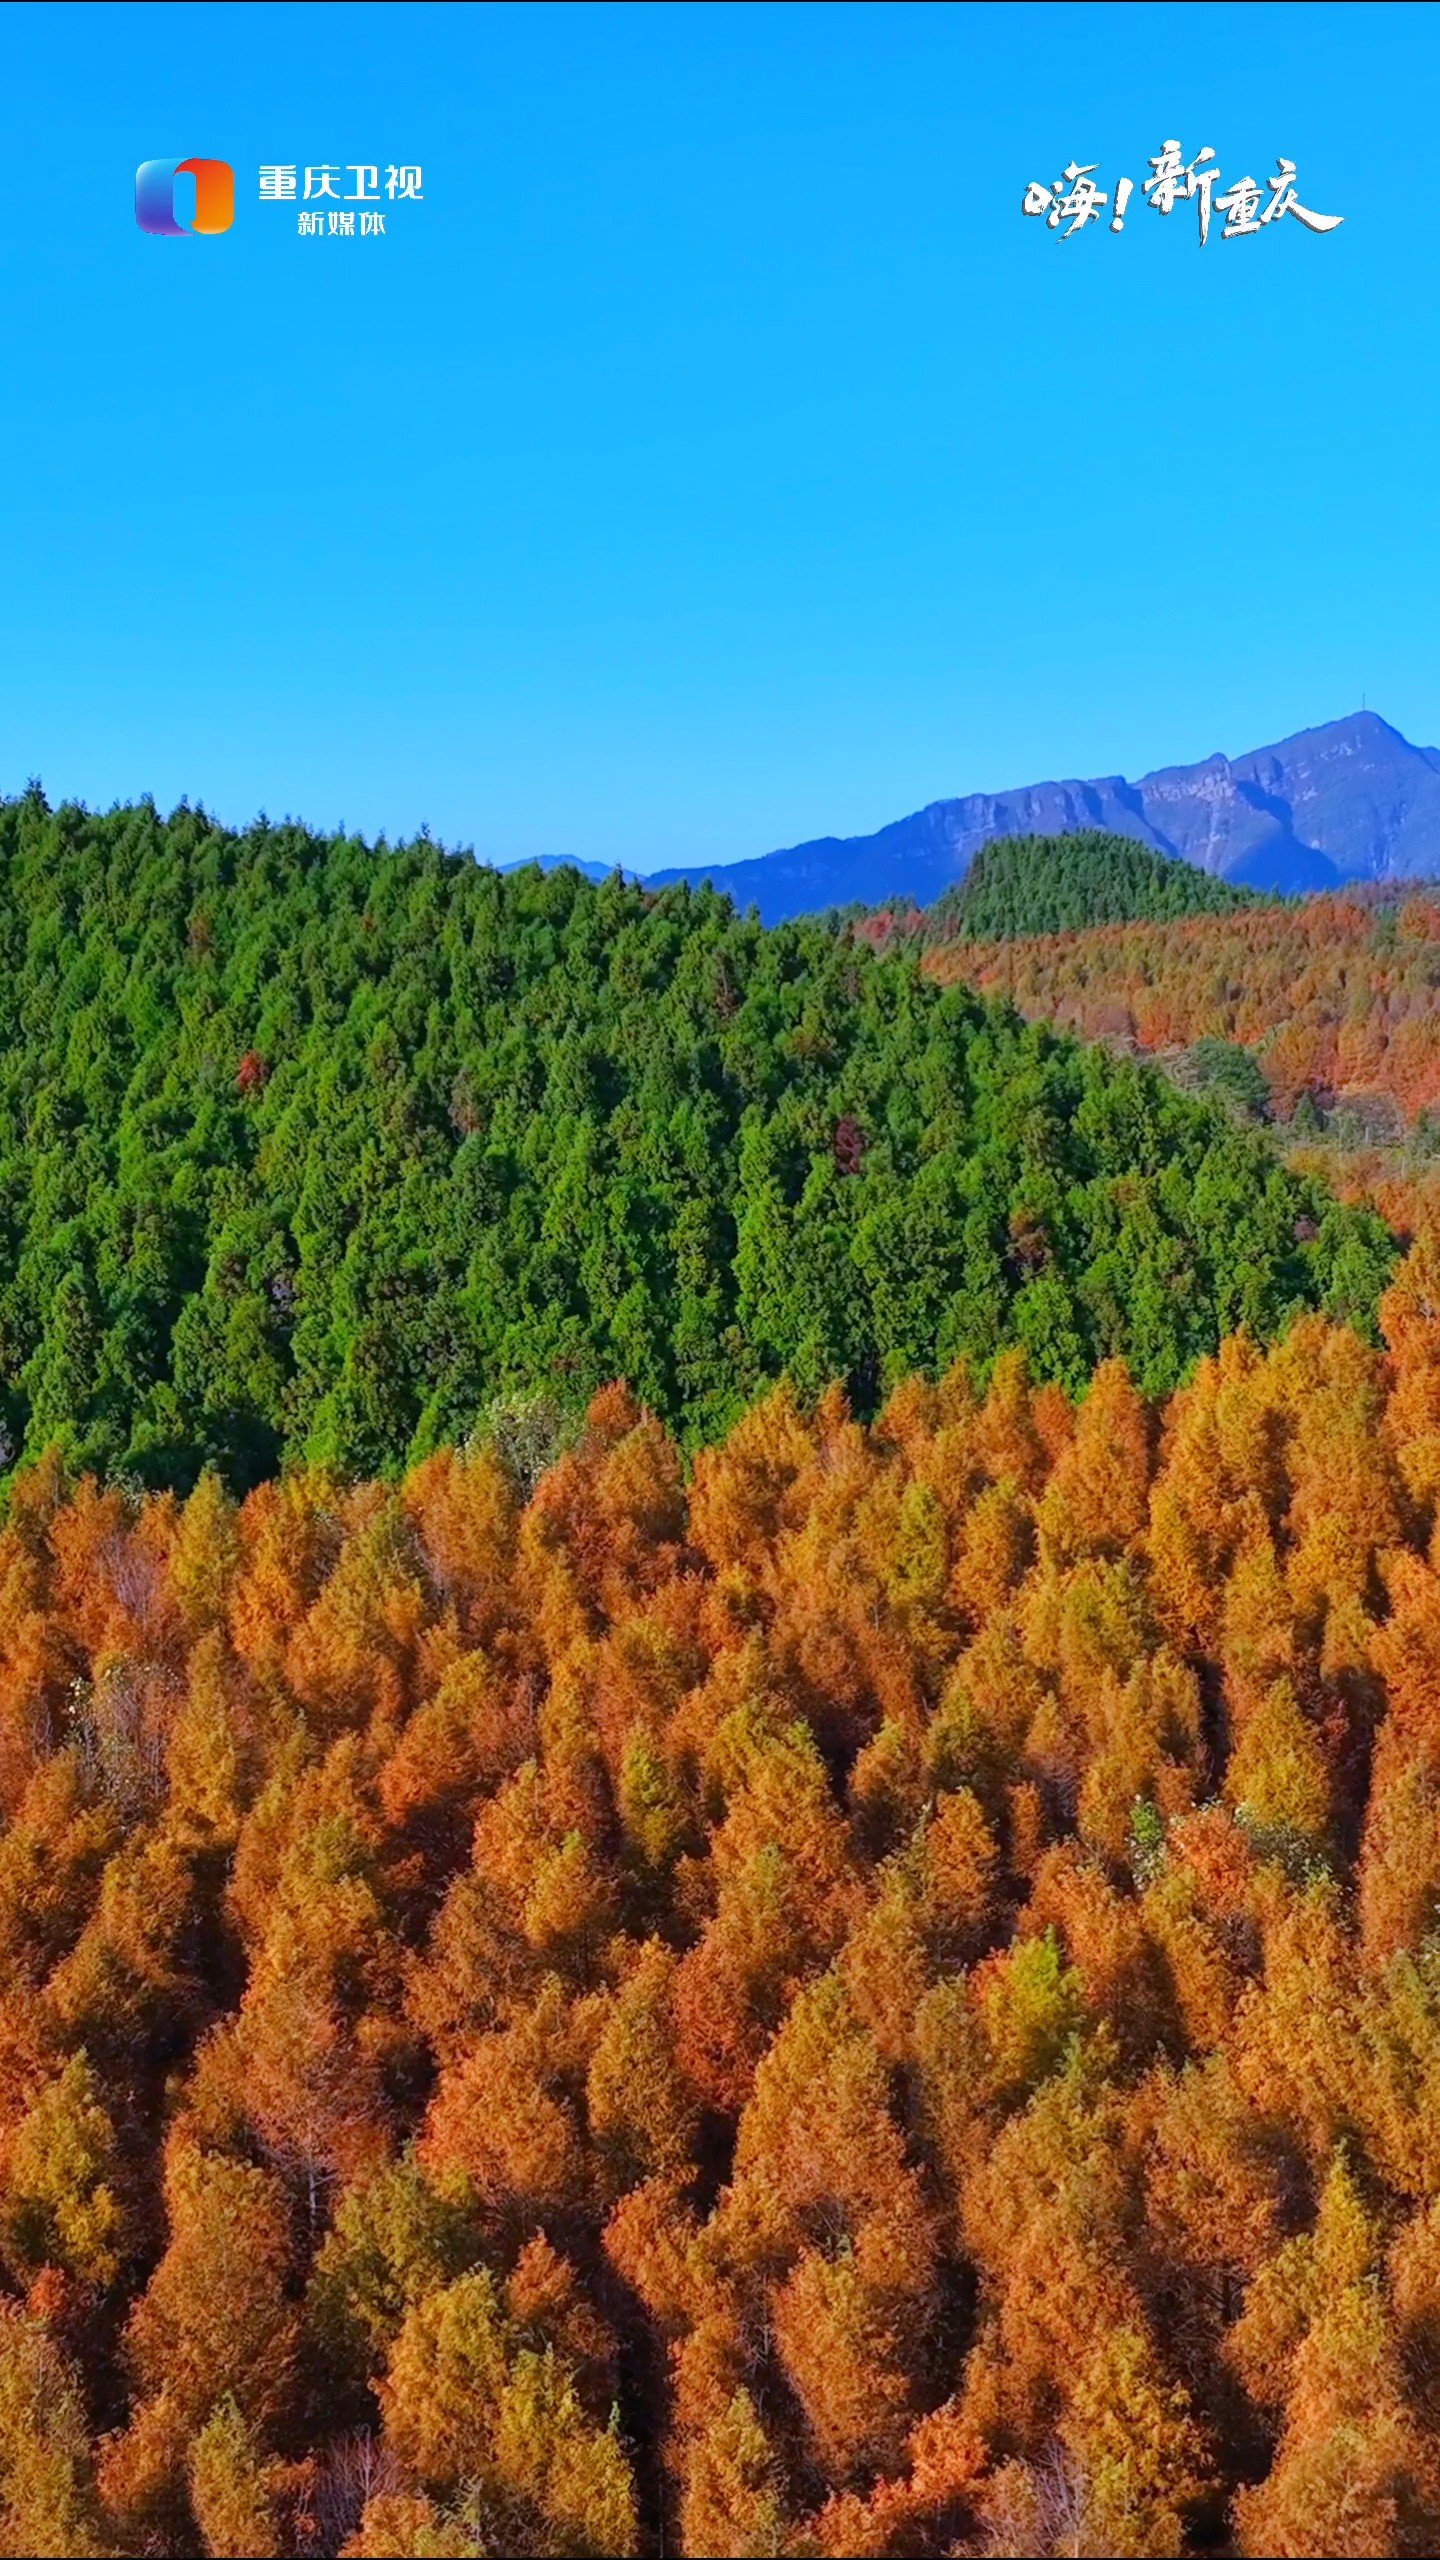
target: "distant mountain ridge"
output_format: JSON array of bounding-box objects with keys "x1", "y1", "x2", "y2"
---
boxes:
[{"x1": 634, "y1": 712, "x2": 1440, "y2": 921}]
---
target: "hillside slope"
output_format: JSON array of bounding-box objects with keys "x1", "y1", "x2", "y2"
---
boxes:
[
  {"x1": 921, "y1": 885, "x2": 1440, "y2": 1129},
  {"x1": 0, "y1": 791, "x2": 1393, "y2": 1490}
]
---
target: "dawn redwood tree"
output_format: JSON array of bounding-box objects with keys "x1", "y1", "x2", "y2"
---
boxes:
[{"x1": 0, "y1": 1238, "x2": 1430, "y2": 2545}]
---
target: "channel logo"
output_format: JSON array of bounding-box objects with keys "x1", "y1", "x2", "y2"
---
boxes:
[{"x1": 135, "y1": 158, "x2": 235, "y2": 236}]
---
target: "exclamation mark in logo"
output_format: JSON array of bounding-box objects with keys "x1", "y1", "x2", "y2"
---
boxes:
[{"x1": 1110, "y1": 177, "x2": 1133, "y2": 233}]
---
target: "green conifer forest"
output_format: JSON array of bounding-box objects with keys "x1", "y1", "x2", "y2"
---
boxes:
[{"x1": 0, "y1": 790, "x2": 1390, "y2": 1493}]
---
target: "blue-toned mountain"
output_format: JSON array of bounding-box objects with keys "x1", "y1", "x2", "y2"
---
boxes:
[{"x1": 639, "y1": 710, "x2": 1440, "y2": 920}]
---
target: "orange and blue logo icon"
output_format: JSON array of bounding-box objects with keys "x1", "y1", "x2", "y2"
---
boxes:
[{"x1": 135, "y1": 158, "x2": 234, "y2": 236}]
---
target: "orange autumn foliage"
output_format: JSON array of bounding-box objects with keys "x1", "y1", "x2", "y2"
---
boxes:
[
  {"x1": 923, "y1": 888, "x2": 1440, "y2": 1126},
  {"x1": 0, "y1": 1305, "x2": 1437, "y2": 2549}
]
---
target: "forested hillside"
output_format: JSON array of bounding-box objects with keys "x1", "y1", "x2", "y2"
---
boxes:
[
  {"x1": 0, "y1": 792, "x2": 1391, "y2": 1493},
  {"x1": 921, "y1": 884, "x2": 1440, "y2": 1130},
  {"x1": 0, "y1": 1254, "x2": 1438, "y2": 2554},
  {"x1": 2, "y1": 785, "x2": 1437, "y2": 2560},
  {"x1": 856, "y1": 829, "x2": 1261, "y2": 951}
]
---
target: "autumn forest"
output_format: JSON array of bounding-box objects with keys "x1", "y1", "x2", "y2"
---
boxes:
[
  {"x1": 895, "y1": 855, "x2": 1440, "y2": 1246},
  {"x1": 0, "y1": 798, "x2": 1438, "y2": 2556}
]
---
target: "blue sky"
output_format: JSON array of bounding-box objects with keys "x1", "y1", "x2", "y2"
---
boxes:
[{"x1": 0, "y1": 1, "x2": 1429, "y2": 867}]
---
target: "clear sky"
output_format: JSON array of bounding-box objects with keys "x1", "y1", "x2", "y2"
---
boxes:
[{"x1": 0, "y1": 0, "x2": 1430, "y2": 867}]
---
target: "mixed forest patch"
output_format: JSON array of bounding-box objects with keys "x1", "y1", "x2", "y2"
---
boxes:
[
  {"x1": 0, "y1": 1249, "x2": 1435, "y2": 2552},
  {"x1": 1, "y1": 788, "x2": 1436, "y2": 2557},
  {"x1": 0, "y1": 792, "x2": 1391, "y2": 1494},
  {"x1": 917, "y1": 878, "x2": 1440, "y2": 1138},
  {"x1": 868, "y1": 851, "x2": 1440, "y2": 1248}
]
